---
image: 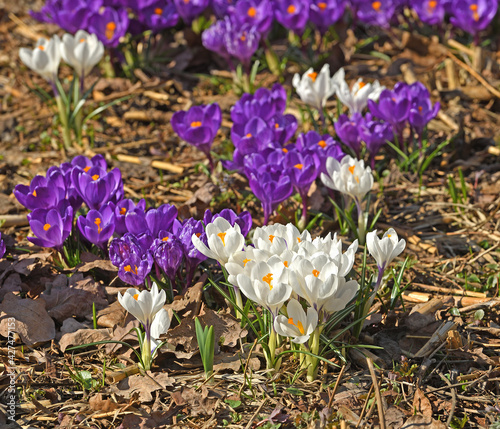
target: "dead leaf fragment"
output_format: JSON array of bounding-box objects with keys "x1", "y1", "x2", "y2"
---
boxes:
[
  {"x1": 413, "y1": 388, "x2": 433, "y2": 418},
  {"x1": 170, "y1": 386, "x2": 221, "y2": 416},
  {"x1": 59, "y1": 328, "x2": 112, "y2": 352},
  {"x1": 401, "y1": 415, "x2": 447, "y2": 428},
  {"x1": 0, "y1": 293, "x2": 55, "y2": 345},
  {"x1": 111, "y1": 372, "x2": 174, "y2": 402}
]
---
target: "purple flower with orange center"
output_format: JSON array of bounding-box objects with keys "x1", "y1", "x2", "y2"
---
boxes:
[
  {"x1": 153, "y1": 232, "x2": 184, "y2": 283},
  {"x1": 229, "y1": 0, "x2": 273, "y2": 33},
  {"x1": 272, "y1": 114, "x2": 298, "y2": 146},
  {"x1": 77, "y1": 202, "x2": 116, "y2": 249},
  {"x1": 334, "y1": 113, "x2": 364, "y2": 157},
  {"x1": 115, "y1": 199, "x2": 147, "y2": 235},
  {"x1": 110, "y1": 233, "x2": 145, "y2": 267},
  {"x1": 14, "y1": 172, "x2": 66, "y2": 211},
  {"x1": 138, "y1": 1, "x2": 179, "y2": 31},
  {"x1": 173, "y1": 0, "x2": 209, "y2": 24},
  {"x1": 309, "y1": 0, "x2": 346, "y2": 33},
  {"x1": 118, "y1": 252, "x2": 154, "y2": 286},
  {"x1": 274, "y1": 0, "x2": 310, "y2": 32},
  {"x1": 450, "y1": 0, "x2": 497, "y2": 36},
  {"x1": 202, "y1": 17, "x2": 232, "y2": 60},
  {"x1": 231, "y1": 84, "x2": 287, "y2": 125},
  {"x1": 356, "y1": 0, "x2": 396, "y2": 28},
  {"x1": 296, "y1": 131, "x2": 345, "y2": 174},
  {"x1": 359, "y1": 113, "x2": 393, "y2": 167},
  {"x1": 224, "y1": 23, "x2": 261, "y2": 70},
  {"x1": 412, "y1": 0, "x2": 446, "y2": 25},
  {"x1": 171, "y1": 103, "x2": 222, "y2": 172},
  {"x1": 125, "y1": 204, "x2": 178, "y2": 238},
  {"x1": 27, "y1": 201, "x2": 73, "y2": 250},
  {"x1": 71, "y1": 164, "x2": 123, "y2": 210},
  {"x1": 88, "y1": 7, "x2": 129, "y2": 47}
]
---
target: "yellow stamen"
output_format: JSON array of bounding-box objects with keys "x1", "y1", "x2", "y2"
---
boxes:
[
  {"x1": 125, "y1": 265, "x2": 139, "y2": 275},
  {"x1": 248, "y1": 6, "x2": 257, "y2": 17},
  {"x1": 318, "y1": 2, "x2": 327, "y2": 9},
  {"x1": 43, "y1": 223, "x2": 51, "y2": 231},
  {"x1": 275, "y1": 123, "x2": 279, "y2": 129},
  {"x1": 92, "y1": 174, "x2": 100, "y2": 181},
  {"x1": 308, "y1": 72, "x2": 318, "y2": 82},
  {"x1": 282, "y1": 148, "x2": 288, "y2": 153},
  {"x1": 428, "y1": 0, "x2": 437, "y2": 8},
  {"x1": 38, "y1": 45, "x2": 45, "y2": 51},
  {"x1": 94, "y1": 217, "x2": 102, "y2": 234},
  {"x1": 162, "y1": 236, "x2": 169, "y2": 241},
  {"x1": 120, "y1": 207, "x2": 127, "y2": 215},
  {"x1": 312, "y1": 269, "x2": 320, "y2": 277},
  {"x1": 470, "y1": 3, "x2": 479, "y2": 21},
  {"x1": 294, "y1": 163, "x2": 303, "y2": 170},
  {"x1": 33, "y1": 190, "x2": 37, "y2": 197},
  {"x1": 388, "y1": 234, "x2": 392, "y2": 238},
  {"x1": 372, "y1": 1, "x2": 381, "y2": 10},
  {"x1": 246, "y1": 133, "x2": 252, "y2": 138},
  {"x1": 154, "y1": 7, "x2": 163, "y2": 14},
  {"x1": 105, "y1": 22, "x2": 116, "y2": 40},
  {"x1": 191, "y1": 121, "x2": 202, "y2": 127},
  {"x1": 84, "y1": 166, "x2": 91, "y2": 172},
  {"x1": 355, "y1": 175, "x2": 360, "y2": 184},
  {"x1": 269, "y1": 234, "x2": 275, "y2": 243},
  {"x1": 243, "y1": 258, "x2": 251, "y2": 266},
  {"x1": 133, "y1": 293, "x2": 139, "y2": 300},
  {"x1": 287, "y1": 4, "x2": 296, "y2": 13},
  {"x1": 218, "y1": 232, "x2": 226, "y2": 245},
  {"x1": 284, "y1": 261, "x2": 288, "y2": 267},
  {"x1": 297, "y1": 237, "x2": 301, "y2": 243},
  {"x1": 348, "y1": 165, "x2": 355, "y2": 175},
  {"x1": 288, "y1": 317, "x2": 305, "y2": 335},
  {"x1": 79, "y1": 38, "x2": 86, "y2": 43},
  {"x1": 262, "y1": 273, "x2": 273, "y2": 290},
  {"x1": 318, "y1": 140, "x2": 327, "y2": 148}
]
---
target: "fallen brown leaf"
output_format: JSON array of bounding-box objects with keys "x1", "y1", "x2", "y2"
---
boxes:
[
  {"x1": 111, "y1": 371, "x2": 174, "y2": 402},
  {"x1": 170, "y1": 386, "x2": 222, "y2": 416},
  {"x1": 59, "y1": 328, "x2": 112, "y2": 352},
  {"x1": 413, "y1": 388, "x2": 433, "y2": 418}
]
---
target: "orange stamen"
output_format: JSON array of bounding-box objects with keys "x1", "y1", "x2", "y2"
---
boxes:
[
  {"x1": 246, "y1": 133, "x2": 252, "y2": 138},
  {"x1": 248, "y1": 6, "x2": 257, "y2": 17},
  {"x1": 262, "y1": 273, "x2": 273, "y2": 289},
  {"x1": 312, "y1": 269, "x2": 320, "y2": 277},
  {"x1": 243, "y1": 258, "x2": 251, "y2": 266},
  {"x1": 33, "y1": 190, "x2": 37, "y2": 197},
  {"x1": 94, "y1": 217, "x2": 102, "y2": 234},
  {"x1": 318, "y1": 2, "x2": 327, "y2": 9},
  {"x1": 318, "y1": 140, "x2": 327, "y2": 148},
  {"x1": 269, "y1": 234, "x2": 275, "y2": 243},
  {"x1": 308, "y1": 72, "x2": 318, "y2": 82},
  {"x1": 162, "y1": 236, "x2": 169, "y2": 241},
  {"x1": 120, "y1": 207, "x2": 127, "y2": 215},
  {"x1": 84, "y1": 166, "x2": 91, "y2": 172},
  {"x1": 218, "y1": 232, "x2": 226, "y2": 245},
  {"x1": 92, "y1": 174, "x2": 100, "y2": 181},
  {"x1": 372, "y1": 1, "x2": 381, "y2": 10},
  {"x1": 294, "y1": 163, "x2": 303, "y2": 170},
  {"x1": 191, "y1": 121, "x2": 202, "y2": 127},
  {"x1": 105, "y1": 22, "x2": 116, "y2": 40},
  {"x1": 43, "y1": 223, "x2": 51, "y2": 231},
  {"x1": 288, "y1": 317, "x2": 305, "y2": 335},
  {"x1": 154, "y1": 7, "x2": 163, "y2": 14},
  {"x1": 348, "y1": 165, "x2": 355, "y2": 175},
  {"x1": 287, "y1": 4, "x2": 296, "y2": 13}
]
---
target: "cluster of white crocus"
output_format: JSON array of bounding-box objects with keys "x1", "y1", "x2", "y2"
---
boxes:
[
  {"x1": 321, "y1": 155, "x2": 374, "y2": 244},
  {"x1": 19, "y1": 30, "x2": 104, "y2": 85},
  {"x1": 118, "y1": 283, "x2": 171, "y2": 371},
  {"x1": 292, "y1": 66, "x2": 384, "y2": 118},
  {"x1": 193, "y1": 221, "x2": 359, "y2": 379}
]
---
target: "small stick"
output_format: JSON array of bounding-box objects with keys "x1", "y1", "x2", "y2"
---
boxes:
[
  {"x1": 366, "y1": 358, "x2": 385, "y2": 429},
  {"x1": 327, "y1": 364, "x2": 347, "y2": 409},
  {"x1": 437, "y1": 369, "x2": 457, "y2": 426},
  {"x1": 445, "y1": 59, "x2": 459, "y2": 90},
  {"x1": 355, "y1": 383, "x2": 375, "y2": 428}
]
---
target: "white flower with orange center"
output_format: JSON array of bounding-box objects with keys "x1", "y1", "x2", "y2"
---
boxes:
[
  {"x1": 61, "y1": 30, "x2": 104, "y2": 78},
  {"x1": 366, "y1": 228, "x2": 406, "y2": 271},
  {"x1": 19, "y1": 35, "x2": 61, "y2": 82},
  {"x1": 333, "y1": 67, "x2": 385, "y2": 114},
  {"x1": 321, "y1": 155, "x2": 374, "y2": 203},
  {"x1": 192, "y1": 217, "x2": 245, "y2": 266},
  {"x1": 236, "y1": 260, "x2": 292, "y2": 316},
  {"x1": 253, "y1": 223, "x2": 311, "y2": 254},
  {"x1": 292, "y1": 63, "x2": 338, "y2": 113},
  {"x1": 274, "y1": 299, "x2": 318, "y2": 344}
]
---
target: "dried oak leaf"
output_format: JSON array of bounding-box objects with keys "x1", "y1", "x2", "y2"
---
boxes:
[
  {"x1": 111, "y1": 371, "x2": 174, "y2": 402},
  {"x1": 413, "y1": 387, "x2": 433, "y2": 418},
  {"x1": 117, "y1": 411, "x2": 172, "y2": 429},
  {"x1": 0, "y1": 293, "x2": 55, "y2": 345},
  {"x1": 59, "y1": 328, "x2": 112, "y2": 352},
  {"x1": 170, "y1": 386, "x2": 222, "y2": 416},
  {"x1": 76, "y1": 253, "x2": 118, "y2": 273},
  {"x1": 213, "y1": 351, "x2": 260, "y2": 372},
  {"x1": 164, "y1": 275, "x2": 204, "y2": 318},
  {"x1": 97, "y1": 300, "x2": 128, "y2": 328},
  {"x1": 0, "y1": 273, "x2": 22, "y2": 301},
  {"x1": 401, "y1": 415, "x2": 447, "y2": 428},
  {"x1": 42, "y1": 275, "x2": 108, "y2": 323},
  {"x1": 88, "y1": 393, "x2": 121, "y2": 413},
  {"x1": 12, "y1": 252, "x2": 52, "y2": 276}
]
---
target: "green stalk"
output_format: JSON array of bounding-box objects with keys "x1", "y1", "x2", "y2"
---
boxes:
[
  {"x1": 267, "y1": 327, "x2": 277, "y2": 370},
  {"x1": 55, "y1": 96, "x2": 72, "y2": 151},
  {"x1": 140, "y1": 335, "x2": 152, "y2": 371},
  {"x1": 73, "y1": 75, "x2": 83, "y2": 145},
  {"x1": 306, "y1": 327, "x2": 321, "y2": 382}
]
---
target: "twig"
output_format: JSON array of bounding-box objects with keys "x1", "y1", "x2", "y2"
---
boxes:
[
  {"x1": 327, "y1": 364, "x2": 347, "y2": 409},
  {"x1": 355, "y1": 383, "x2": 375, "y2": 428},
  {"x1": 366, "y1": 358, "x2": 385, "y2": 429},
  {"x1": 238, "y1": 339, "x2": 258, "y2": 397},
  {"x1": 436, "y1": 370, "x2": 456, "y2": 426},
  {"x1": 245, "y1": 398, "x2": 267, "y2": 429}
]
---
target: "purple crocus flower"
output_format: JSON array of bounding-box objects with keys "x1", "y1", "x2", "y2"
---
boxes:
[
  {"x1": 359, "y1": 113, "x2": 393, "y2": 167},
  {"x1": 274, "y1": 0, "x2": 310, "y2": 32},
  {"x1": 245, "y1": 154, "x2": 294, "y2": 225},
  {"x1": 0, "y1": 233, "x2": 6, "y2": 259},
  {"x1": 368, "y1": 83, "x2": 411, "y2": 141},
  {"x1": 125, "y1": 204, "x2": 178, "y2": 238},
  {"x1": 27, "y1": 201, "x2": 73, "y2": 250},
  {"x1": 271, "y1": 114, "x2": 298, "y2": 146},
  {"x1": 138, "y1": 1, "x2": 179, "y2": 31},
  {"x1": 408, "y1": 82, "x2": 440, "y2": 137},
  {"x1": 412, "y1": 0, "x2": 446, "y2": 25},
  {"x1": 14, "y1": 173, "x2": 66, "y2": 211},
  {"x1": 77, "y1": 202, "x2": 116, "y2": 249},
  {"x1": 203, "y1": 208, "x2": 253, "y2": 236},
  {"x1": 171, "y1": 103, "x2": 222, "y2": 172},
  {"x1": 88, "y1": 7, "x2": 129, "y2": 47},
  {"x1": 173, "y1": 0, "x2": 209, "y2": 24},
  {"x1": 202, "y1": 17, "x2": 231, "y2": 60},
  {"x1": 296, "y1": 131, "x2": 345, "y2": 174},
  {"x1": 115, "y1": 199, "x2": 147, "y2": 235},
  {"x1": 309, "y1": 0, "x2": 345, "y2": 32},
  {"x1": 175, "y1": 218, "x2": 207, "y2": 288},
  {"x1": 118, "y1": 252, "x2": 154, "y2": 286},
  {"x1": 109, "y1": 233, "x2": 145, "y2": 267},
  {"x1": 212, "y1": 0, "x2": 235, "y2": 17},
  {"x1": 450, "y1": 0, "x2": 498, "y2": 37},
  {"x1": 334, "y1": 113, "x2": 364, "y2": 157},
  {"x1": 229, "y1": 0, "x2": 273, "y2": 33},
  {"x1": 153, "y1": 233, "x2": 184, "y2": 283},
  {"x1": 231, "y1": 116, "x2": 273, "y2": 149},
  {"x1": 356, "y1": 0, "x2": 396, "y2": 27},
  {"x1": 224, "y1": 23, "x2": 261, "y2": 70}
]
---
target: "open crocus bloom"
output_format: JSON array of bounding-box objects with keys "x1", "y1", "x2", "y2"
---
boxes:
[
  {"x1": 274, "y1": 299, "x2": 318, "y2": 344},
  {"x1": 19, "y1": 35, "x2": 61, "y2": 82},
  {"x1": 60, "y1": 30, "x2": 104, "y2": 78},
  {"x1": 366, "y1": 228, "x2": 406, "y2": 271},
  {"x1": 292, "y1": 64, "x2": 337, "y2": 113}
]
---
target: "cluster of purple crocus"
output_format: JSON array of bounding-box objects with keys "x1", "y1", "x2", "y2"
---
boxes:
[
  {"x1": 14, "y1": 155, "x2": 124, "y2": 251},
  {"x1": 109, "y1": 208, "x2": 252, "y2": 292},
  {"x1": 32, "y1": 0, "x2": 498, "y2": 54}
]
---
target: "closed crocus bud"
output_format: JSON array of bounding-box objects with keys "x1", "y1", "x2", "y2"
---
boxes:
[
  {"x1": 192, "y1": 217, "x2": 245, "y2": 267},
  {"x1": 292, "y1": 64, "x2": 337, "y2": 113},
  {"x1": 366, "y1": 228, "x2": 406, "y2": 271},
  {"x1": 19, "y1": 35, "x2": 61, "y2": 83},
  {"x1": 77, "y1": 202, "x2": 115, "y2": 249},
  {"x1": 274, "y1": 299, "x2": 318, "y2": 344},
  {"x1": 60, "y1": 30, "x2": 104, "y2": 78},
  {"x1": 321, "y1": 155, "x2": 374, "y2": 203},
  {"x1": 150, "y1": 308, "x2": 171, "y2": 351}
]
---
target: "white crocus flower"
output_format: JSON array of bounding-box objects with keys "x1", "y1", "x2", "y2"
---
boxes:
[
  {"x1": 253, "y1": 223, "x2": 311, "y2": 254},
  {"x1": 366, "y1": 228, "x2": 406, "y2": 271},
  {"x1": 236, "y1": 260, "x2": 292, "y2": 317},
  {"x1": 192, "y1": 217, "x2": 245, "y2": 267},
  {"x1": 274, "y1": 299, "x2": 318, "y2": 344},
  {"x1": 334, "y1": 68, "x2": 385, "y2": 114},
  {"x1": 61, "y1": 30, "x2": 104, "y2": 78},
  {"x1": 117, "y1": 283, "x2": 168, "y2": 369},
  {"x1": 321, "y1": 155, "x2": 374, "y2": 203},
  {"x1": 19, "y1": 35, "x2": 61, "y2": 82},
  {"x1": 292, "y1": 64, "x2": 337, "y2": 113},
  {"x1": 225, "y1": 247, "x2": 269, "y2": 287}
]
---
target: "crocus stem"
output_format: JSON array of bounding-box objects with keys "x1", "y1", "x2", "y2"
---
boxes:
[
  {"x1": 206, "y1": 152, "x2": 214, "y2": 174},
  {"x1": 306, "y1": 327, "x2": 321, "y2": 382},
  {"x1": 297, "y1": 191, "x2": 308, "y2": 231},
  {"x1": 233, "y1": 286, "x2": 243, "y2": 320},
  {"x1": 319, "y1": 107, "x2": 325, "y2": 127},
  {"x1": 268, "y1": 326, "x2": 277, "y2": 370},
  {"x1": 141, "y1": 330, "x2": 152, "y2": 371},
  {"x1": 73, "y1": 75, "x2": 83, "y2": 146},
  {"x1": 362, "y1": 265, "x2": 386, "y2": 325},
  {"x1": 355, "y1": 198, "x2": 366, "y2": 245},
  {"x1": 55, "y1": 95, "x2": 72, "y2": 151}
]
